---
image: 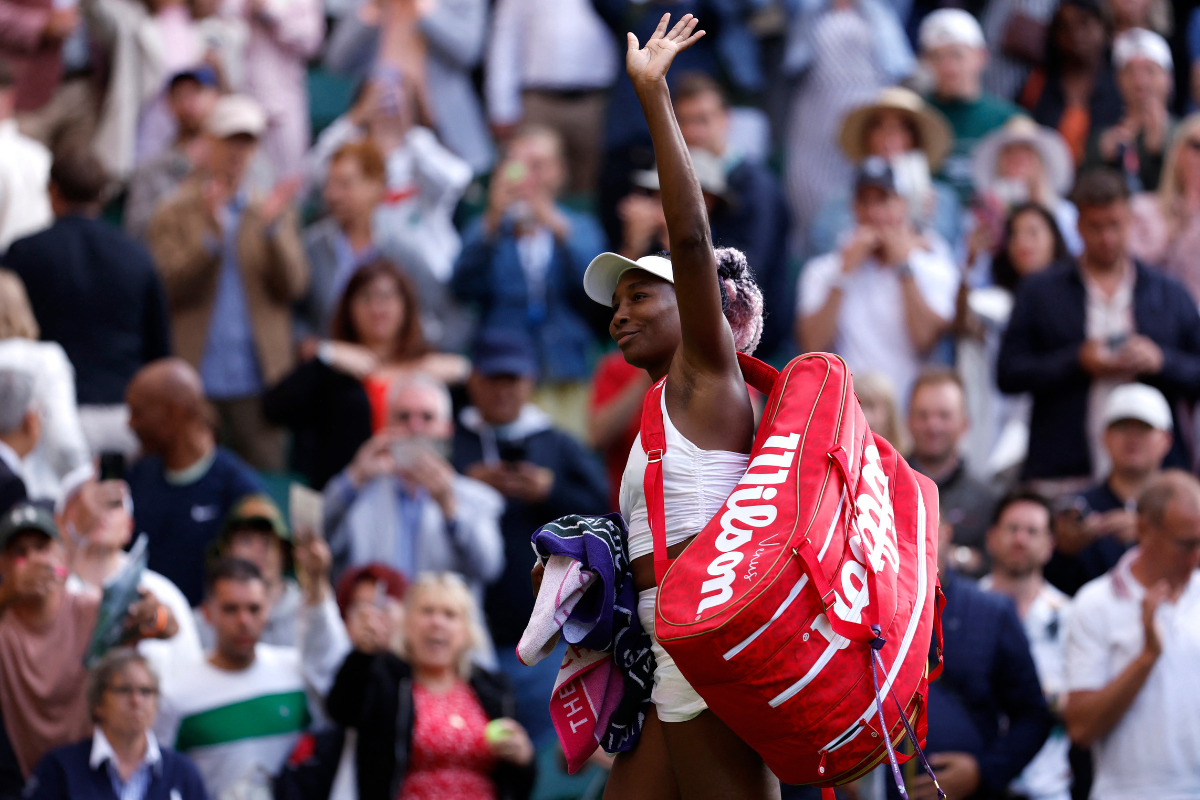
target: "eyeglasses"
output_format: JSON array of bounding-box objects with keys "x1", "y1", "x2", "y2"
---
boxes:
[
  {"x1": 107, "y1": 685, "x2": 158, "y2": 699},
  {"x1": 392, "y1": 410, "x2": 437, "y2": 424},
  {"x1": 354, "y1": 287, "x2": 402, "y2": 305}
]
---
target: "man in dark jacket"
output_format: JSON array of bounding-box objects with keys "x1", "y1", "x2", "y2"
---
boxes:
[
  {"x1": 894, "y1": 523, "x2": 1052, "y2": 800},
  {"x1": 451, "y1": 331, "x2": 609, "y2": 743},
  {"x1": 2, "y1": 147, "x2": 171, "y2": 456},
  {"x1": 451, "y1": 125, "x2": 605, "y2": 439},
  {"x1": 671, "y1": 72, "x2": 792, "y2": 358},
  {"x1": 1047, "y1": 383, "x2": 1173, "y2": 596},
  {"x1": 998, "y1": 167, "x2": 1200, "y2": 483}
]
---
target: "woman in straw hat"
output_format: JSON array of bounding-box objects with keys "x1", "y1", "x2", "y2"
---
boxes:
[
  {"x1": 971, "y1": 115, "x2": 1083, "y2": 256},
  {"x1": 809, "y1": 86, "x2": 960, "y2": 258}
]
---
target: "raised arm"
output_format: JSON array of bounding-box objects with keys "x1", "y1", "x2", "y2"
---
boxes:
[{"x1": 628, "y1": 15, "x2": 736, "y2": 375}]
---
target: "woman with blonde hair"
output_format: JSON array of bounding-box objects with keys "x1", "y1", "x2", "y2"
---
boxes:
[
  {"x1": 854, "y1": 372, "x2": 907, "y2": 453},
  {"x1": 1129, "y1": 112, "x2": 1200, "y2": 302},
  {"x1": 328, "y1": 572, "x2": 536, "y2": 800},
  {"x1": 0, "y1": 270, "x2": 89, "y2": 501}
]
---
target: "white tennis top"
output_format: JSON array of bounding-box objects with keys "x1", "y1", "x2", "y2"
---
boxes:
[{"x1": 619, "y1": 388, "x2": 749, "y2": 562}]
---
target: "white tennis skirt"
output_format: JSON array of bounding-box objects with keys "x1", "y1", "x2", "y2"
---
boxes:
[{"x1": 637, "y1": 587, "x2": 708, "y2": 723}]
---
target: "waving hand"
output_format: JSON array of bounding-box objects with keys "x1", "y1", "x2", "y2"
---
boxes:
[{"x1": 627, "y1": 13, "x2": 705, "y2": 87}]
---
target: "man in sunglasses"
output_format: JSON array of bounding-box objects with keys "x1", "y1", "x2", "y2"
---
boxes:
[{"x1": 323, "y1": 371, "x2": 504, "y2": 655}]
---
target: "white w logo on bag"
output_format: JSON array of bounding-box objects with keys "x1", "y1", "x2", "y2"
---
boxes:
[{"x1": 852, "y1": 444, "x2": 900, "y2": 576}]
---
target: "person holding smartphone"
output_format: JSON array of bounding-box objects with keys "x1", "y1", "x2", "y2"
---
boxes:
[
  {"x1": 998, "y1": 167, "x2": 1200, "y2": 487},
  {"x1": 323, "y1": 371, "x2": 505, "y2": 661},
  {"x1": 450, "y1": 124, "x2": 606, "y2": 440}
]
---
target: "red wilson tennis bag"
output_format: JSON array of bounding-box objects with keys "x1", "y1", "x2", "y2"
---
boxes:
[{"x1": 643, "y1": 353, "x2": 945, "y2": 794}]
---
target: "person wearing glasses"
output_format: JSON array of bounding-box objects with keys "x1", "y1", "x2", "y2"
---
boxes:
[
  {"x1": 323, "y1": 371, "x2": 504, "y2": 661},
  {"x1": 26, "y1": 649, "x2": 208, "y2": 800}
]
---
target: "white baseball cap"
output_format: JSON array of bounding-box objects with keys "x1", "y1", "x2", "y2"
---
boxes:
[
  {"x1": 583, "y1": 254, "x2": 674, "y2": 306},
  {"x1": 919, "y1": 9, "x2": 986, "y2": 51},
  {"x1": 1112, "y1": 28, "x2": 1173, "y2": 72},
  {"x1": 206, "y1": 94, "x2": 267, "y2": 139},
  {"x1": 1103, "y1": 383, "x2": 1173, "y2": 431}
]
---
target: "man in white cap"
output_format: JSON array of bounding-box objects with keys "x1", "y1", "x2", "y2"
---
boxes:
[
  {"x1": 796, "y1": 157, "x2": 957, "y2": 408},
  {"x1": 1048, "y1": 383, "x2": 1174, "y2": 596},
  {"x1": 919, "y1": 8, "x2": 1021, "y2": 203},
  {"x1": 145, "y1": 95, "x2": 310, "y2": 472},
  {"x1": 1088, "y1": 28, "x2": 1174, "y2": 192}
]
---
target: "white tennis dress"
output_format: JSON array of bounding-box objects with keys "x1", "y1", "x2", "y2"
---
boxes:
[{"x1": 619, "y1": 388, "x2": 749, "y2": 722}]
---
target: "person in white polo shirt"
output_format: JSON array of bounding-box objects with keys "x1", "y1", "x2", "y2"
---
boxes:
[{"x1": 1062, "y1": 469, "x2": 1200, "y2": 799}]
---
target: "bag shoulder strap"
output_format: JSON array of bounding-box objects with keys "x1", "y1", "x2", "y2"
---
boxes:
[
  {"x1": 639, "y1": 355, "x2": 778, "y2": 586},
  {"x1": 640, "y1": 377, "x2": 670, "y2": 585}
]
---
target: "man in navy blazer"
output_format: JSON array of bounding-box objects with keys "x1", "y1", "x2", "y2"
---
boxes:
[
  {"x1": 998, "y1": 167, "x2": 1200, "y2": 482},
  {"x1": 1, "y1": 148, "x2": 171, "y2": 415}
]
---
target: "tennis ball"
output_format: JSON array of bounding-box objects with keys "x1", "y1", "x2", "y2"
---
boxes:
[{"x1": 485, "y1": 720, "x2": 512, "y2": 744}]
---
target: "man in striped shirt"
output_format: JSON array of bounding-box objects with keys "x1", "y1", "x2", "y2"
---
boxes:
[{"x1": 151, "y1": 557, "x2": 349, "y2": 800}]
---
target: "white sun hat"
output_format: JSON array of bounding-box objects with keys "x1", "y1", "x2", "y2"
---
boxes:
[
  {"x1": 972, "y1": 115, "x2": 1075, "y2": 197},
  {"x1": 583, "y1": 253, "x2": 674, "y2": 306}
]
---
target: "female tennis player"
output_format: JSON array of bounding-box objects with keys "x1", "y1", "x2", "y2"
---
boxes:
[{"x1": 580, "y1": 13, "x2": 779, "y2": 800}]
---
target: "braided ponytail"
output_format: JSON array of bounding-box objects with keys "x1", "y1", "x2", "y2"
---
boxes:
[{"x1": 714, "y1": 247, "x2": 764, "y2": 355}]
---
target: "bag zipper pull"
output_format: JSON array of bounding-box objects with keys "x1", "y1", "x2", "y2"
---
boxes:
[{"x1": 818, "y1": 750, "x2": 828, "y2": 776}]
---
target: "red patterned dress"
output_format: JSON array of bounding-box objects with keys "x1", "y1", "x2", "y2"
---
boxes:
[{"x1": 398, "y1": 680, "x2": 498, "y2": 800}]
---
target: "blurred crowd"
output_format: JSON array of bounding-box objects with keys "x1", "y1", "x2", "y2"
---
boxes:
[{"x1": 0, "y1": 0, "x2": 1198, "y2": 798}]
